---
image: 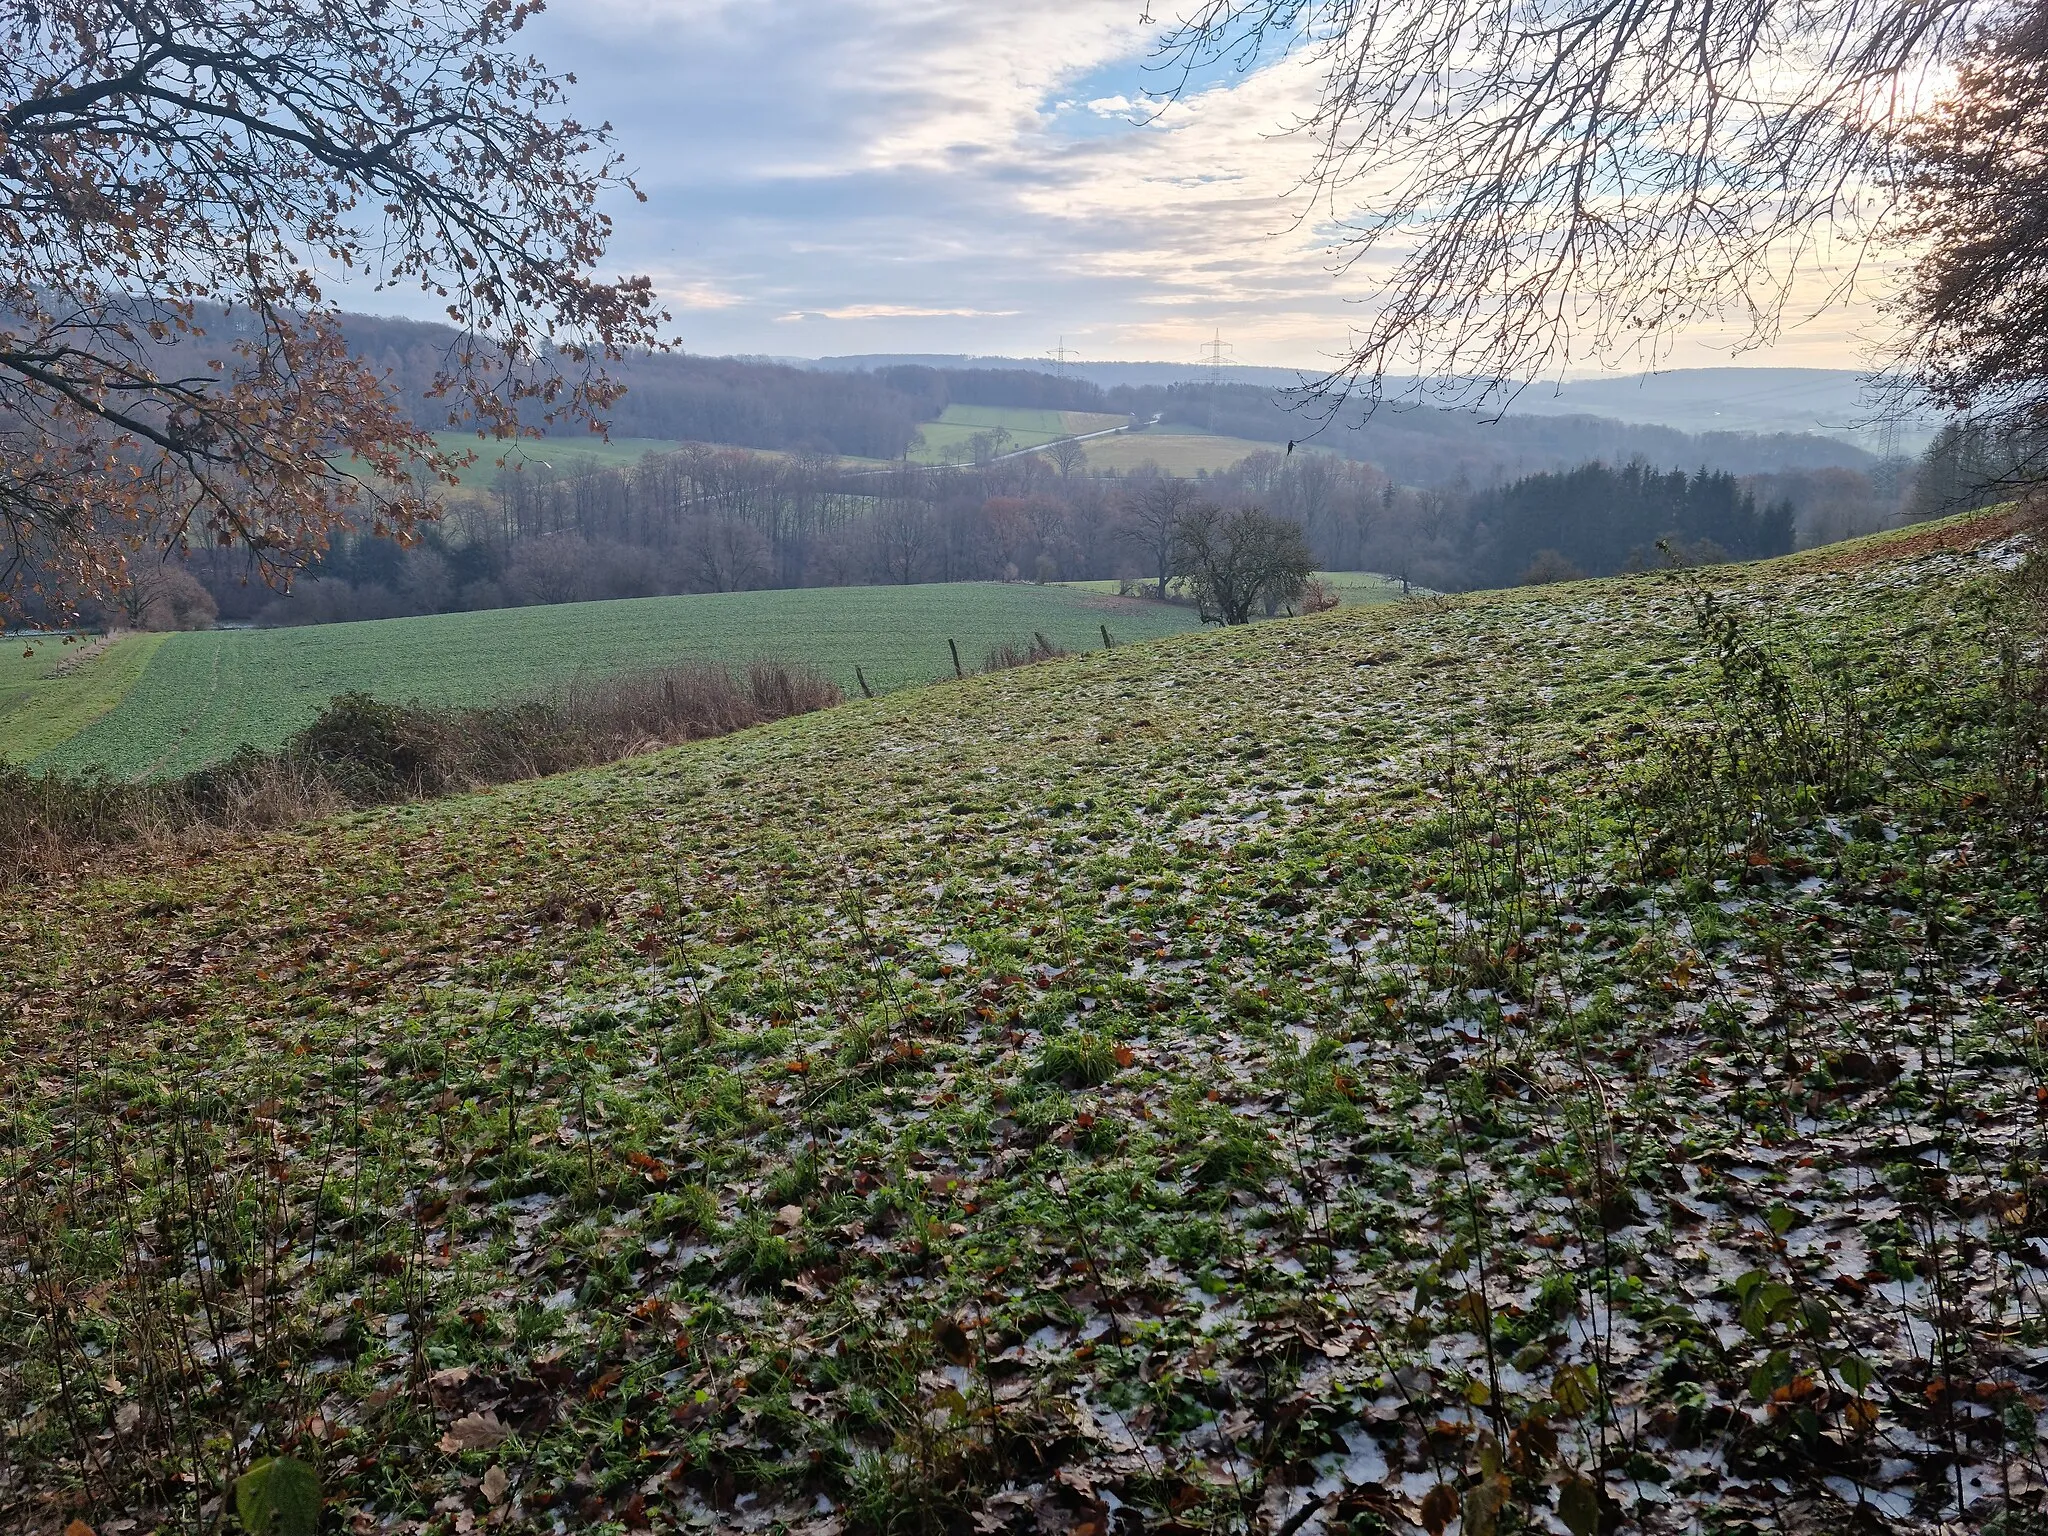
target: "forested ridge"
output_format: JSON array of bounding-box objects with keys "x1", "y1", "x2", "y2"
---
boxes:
[{"x1": 327, "y1": 312, "x2": 1874, "y2": 481}]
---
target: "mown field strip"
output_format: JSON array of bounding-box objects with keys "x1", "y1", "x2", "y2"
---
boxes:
[
  {"x1": 27, "y1": 581, "x2": 1205, "y2": 778},
  {"x1": 0, "y1": 631, "x2": 170, "y2": 763}
]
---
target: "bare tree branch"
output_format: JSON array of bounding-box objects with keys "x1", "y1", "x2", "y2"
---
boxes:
[
  {"x1": 0, "y1": 0, "x2": 666, "y2": 621},
  {"x1": 1156, "y1": 0, "x2": 1987, "y2": 413}
]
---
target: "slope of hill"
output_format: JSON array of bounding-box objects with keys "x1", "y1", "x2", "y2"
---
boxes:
[
  {"x1": 3, "y1": 511, "x2": 2041, "y2": 1534},
  {"x1": 12, "y1": 583, "x2": 1201, "y2": 777}
]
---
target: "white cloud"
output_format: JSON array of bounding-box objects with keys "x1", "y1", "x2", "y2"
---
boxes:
[
  {"x1": 456, "y1": 1, "x2": 1886, "y2": 371},
  {"x1": 778, "y1": 305, "x2": 1022, "y2": 321}
]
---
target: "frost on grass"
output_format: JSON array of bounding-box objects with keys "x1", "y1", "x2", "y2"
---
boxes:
[{"x1": 2, "y1": 520, "x2": 2046, "y2": 1535}]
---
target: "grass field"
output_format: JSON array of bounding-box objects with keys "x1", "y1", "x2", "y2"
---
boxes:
[
  {"x1": 1042, "y1": 429, "x2": 1296, "y2": 475},
  {"x1": 0, "y1": 631, "x2": 169, "y2": 764},
  {"x1": 6, "y1": 511, "x2": 2044, "y2": 1533},
  {"x1": 908, "y1": 404, "x2": 1130, "y2": 465},
  {"x1": 431, "y1": 411, "x2": 1133, "y2": 480},
  {"x1": 20, "y1": 583, "x2": 1204, "y2": 779},
  {"x1": 1319, "y1": 570, "x2": 1414, "y2": 604},
  {"x1": 426, "y1": 433, "x2": 810, "y2": 486}
]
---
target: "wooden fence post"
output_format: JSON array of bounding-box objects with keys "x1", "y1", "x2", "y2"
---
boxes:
[{"x1": 948, "y1": 639, "x2": 963, "y2": 678}]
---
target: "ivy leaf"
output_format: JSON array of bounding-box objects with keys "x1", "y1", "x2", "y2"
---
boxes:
[
  {"x1": 1836, "y1": 1353, "x2": 1875, "y2": 1393},
  {"x1": 234, "y1": 1456, "x2": 321, "y2": 1536},
  {"x1": 1557, "y1": 1473, "x2": 1602, "y2": 1536}
]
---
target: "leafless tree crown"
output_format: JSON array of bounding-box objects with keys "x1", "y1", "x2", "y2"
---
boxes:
[{"x1": 1158, "y1": 0, "x2": 1988, "y2": 409}]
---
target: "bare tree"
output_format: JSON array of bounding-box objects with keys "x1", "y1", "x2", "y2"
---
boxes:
[
  {"x1": 112, "y1": 561, "x2": 217, "y2": 631},
  {"x1": 1119, "y1": 470, "x2": 1201, "y2": 598},
  {"x1": 968, "y1": 427, "x2": 1014, "y2": 467},
  {"x1": 867, "y1": 500, "x2": 932, "y2": 585},
  {"x1": 683, "y1": 517, "x2": 772, "y2": 593},
  {"x1": 1158, "y1": 0, "x2": 1985, "y2": 407},
  {"x1": 1048, "y1": 436, "x2": 1089, "y2": 479},
  {"x1": 1170, "y1": 504, "x2": 1316, "y2": 624}
]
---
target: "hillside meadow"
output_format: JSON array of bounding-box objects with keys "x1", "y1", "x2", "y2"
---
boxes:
[
  {"x1": 11, "y1": 583, "x2": 1203, "y2": 779},
  {"x1": 1036, "y1": 430, "x2": 1297, "y2": 477},
  {"x1": 2, "y1": 511, "x2": 2044, "y2": 1535},
  {"x1": 907, "y1": 405, "x2": 1131, "y2": 465}
]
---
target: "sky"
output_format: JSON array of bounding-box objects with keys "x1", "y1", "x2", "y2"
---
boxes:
[{"x1": 358, "y1": 0, "x2": 1895, "y2": 376}]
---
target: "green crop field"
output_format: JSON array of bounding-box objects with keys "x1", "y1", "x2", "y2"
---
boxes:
[
  {"x1": 908, "y1": 404, "x2": 1130, "y2": 464},
  {"x1": 0, "y1": 631, "x2": 169, "y2": 764},
  {"x1": 19, "y1": 582, "x2": 1204, "y2": 779},
  {"x1": 8, "y1": 510, "x2": 2043, "y2": 1532},
  {"x1": 426, "y1": 433, "x2": 796, "y2": 486},
  {"x1": 1319, "y1": 570, "x2": 1413, "y2": 604}
]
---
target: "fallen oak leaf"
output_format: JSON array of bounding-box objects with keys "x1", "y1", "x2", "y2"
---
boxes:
[
  {"x1": 1419, "y1": 1482, "x2": 1459, "y2": 1536},
  {"x1": 438, "y1": 1411, "x2": 509, "y2": 1453}
]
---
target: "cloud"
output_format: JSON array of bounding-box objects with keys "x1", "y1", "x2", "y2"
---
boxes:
[
  {"x1": 777, "y1": 305, "x2": 1023, "y2": 321},
  {"x1": 328, "y1": 0, "x2": 1881, "y2": 372}
]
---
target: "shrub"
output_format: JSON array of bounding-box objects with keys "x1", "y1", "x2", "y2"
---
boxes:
[{"x1": 0, "y1": 661, "x2": 841, "y2": 885}]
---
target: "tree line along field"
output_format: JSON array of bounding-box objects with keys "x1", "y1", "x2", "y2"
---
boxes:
[
  {"x1": 430, "y1": 405, "x2": 1140, "y2": 483},
  {"x1": 11, "y1": 582, "x2": 1205, "y2": 779},
  {"x1": 4, "y1": 510, "x2": 2043, "y2": 1533}
]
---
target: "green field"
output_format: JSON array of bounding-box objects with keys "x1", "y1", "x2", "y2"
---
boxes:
[
  {"x1": 431, "y1": 409, "x2": 1134, "y2": 480},
  {"x1": 21, "y1": 583, "x2": 1203, "y2": 779},
  {"x1": 0, "y1": 632, "x2": 169, "y2": 764},
  {"x1": 7, "y1": 511, "x2": 2042, "y2": 1531},
  {"x1": 426, "y1": 433, "x2": 798, "y2": 486},
  {"x1": 908, "y1": 404, "x2": 1130, "y2": 464},
  {"x1": 1318, "y1": 570, "x2": 1413, "y2": 604}
]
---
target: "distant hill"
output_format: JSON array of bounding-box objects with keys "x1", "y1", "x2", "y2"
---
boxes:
[
  {"x1": 813, "y1": 353, "x2": 1318, "y2": 392},
  {"x1": 1120, "y1": 382, "x2": 1878, "y2": 481},
  {"x1": 1513, "y1": 368, "x2": 1938, "y2": 453},
  {"x1": 811, "y1": 354, "x2": 1934, "y2": 457}
]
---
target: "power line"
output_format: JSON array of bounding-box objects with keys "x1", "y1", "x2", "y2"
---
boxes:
[{"x1": 1198, "y1": 329, "x2": 1234, "y2": 388}]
